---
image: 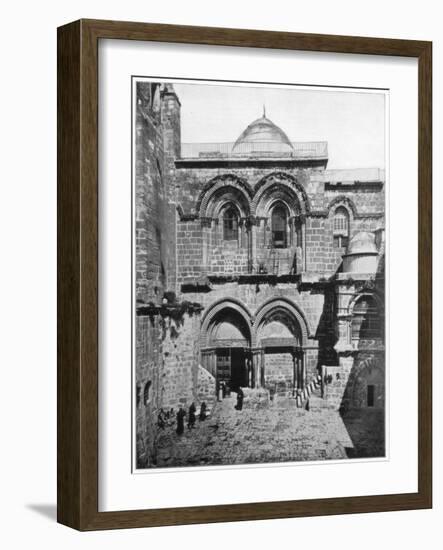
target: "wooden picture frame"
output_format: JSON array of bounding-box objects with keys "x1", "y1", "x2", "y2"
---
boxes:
[{"x1": 57, "y1": 19, "x2": 432, "y2": 530}]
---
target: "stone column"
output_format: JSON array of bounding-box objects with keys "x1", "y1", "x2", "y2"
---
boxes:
[
  {"x1": 300, "y1": 350, "x2": 305, "y2": 390},
  {"x1": 301, "y1": 219, "x2": 306, "y2": 272},
  {"x1": 247, "y1": 354, "x2": 253, "y2": 387},
  {"x1": 212, "y1": 219, "x2": 219, "y2": 248},
  {"x1": 289, "y1": 217, "x2": 295, "y2": 247},
  {"x1": 291, "y1": 350, "x2": 297, "y2": 397},
  {"x1": 251, "y1": 349, "x2": 262, "y2": 388},
  {"x1": 260, "y1": 349, "x2": 266, "y2": 387},
  {"x1": 249, "y1": 217, "x2": 256, "y2": 274}
]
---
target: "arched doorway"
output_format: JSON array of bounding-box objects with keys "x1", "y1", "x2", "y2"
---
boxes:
[
  {"x1": 255, "y1": 299, "x2": 307, "y2": 397},
  {"x1": 201, "y1": 303, "x2": 252, "y2": 393}
]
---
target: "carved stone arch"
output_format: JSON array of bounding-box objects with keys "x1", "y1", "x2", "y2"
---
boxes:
[
  {"x1": 196, "y1": 174, "x2": 253, "y2": 218},
  {"x1": 252, "y1": 172, "x2": 310, "y2": 216},
  {"x1": 327, "y1": 195, "x2": 358, "y2": 219},
  {"x1": 200, "y1": 299, "x2": 253, "y2": 348},
  {"x1": 253, "y1": 297, "x2": 311, "y2": 346},
  {"x1": 348, "y1": 291, "x2": 384, "y2": 317},
  {"x1": 214, "y1": 199, "x2": 242, "y2": 219}
]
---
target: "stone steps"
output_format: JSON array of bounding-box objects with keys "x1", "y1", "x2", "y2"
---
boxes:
[{"x1": 270, "y1": 377, "x2": 323, "y2": 410}]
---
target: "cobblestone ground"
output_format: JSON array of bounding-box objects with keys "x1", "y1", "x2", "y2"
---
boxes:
[{"x1": 154, "y1": 394, "x2": 384, "y2": 468}]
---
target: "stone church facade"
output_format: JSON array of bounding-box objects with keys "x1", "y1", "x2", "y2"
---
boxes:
[{"x1": 135, "y1": 82, "x2": 385, "y2": 468}]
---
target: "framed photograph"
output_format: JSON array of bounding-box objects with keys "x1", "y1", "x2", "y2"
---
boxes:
[{"x1": 57, "y1": 19, "x2": 432, "y2": 530}]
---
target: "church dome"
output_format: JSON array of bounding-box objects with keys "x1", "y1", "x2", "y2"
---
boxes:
[{"x1": 232, "y1": 109, "x2": 294, "y2": 155}]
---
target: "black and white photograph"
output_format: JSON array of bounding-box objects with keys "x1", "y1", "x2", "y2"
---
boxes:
[{"x1": 134, "y1": 79, "x2": 386, "y2": 470}]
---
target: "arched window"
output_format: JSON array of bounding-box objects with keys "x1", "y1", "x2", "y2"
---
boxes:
[
  {"x1": 223, "y1": 206, "x2": 239, "y2": 241},
  {"x1": 271, "y1": 204, "x2": 287, "y2": 248},
  {"x1": 352, "y1": 296, "x2": 382, "y2": 340},
  {"x1": 333, "y1": 206, "x2": 350, "y2": 248}
]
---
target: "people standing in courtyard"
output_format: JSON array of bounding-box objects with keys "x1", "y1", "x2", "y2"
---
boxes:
[
  {"x1": 187, "y1": 402, "x2": 196, "y2": 429},
  {"x1": 157, "y1": 408, "x2": 166, "y2": 430},
  {"x1": 218, "y1": 381, "x2": 225, "y2": 401},
  {"x1": 176, "y1": 406, "x2": 186, "y2": 435},
  {"x1": 199, "y1": 401, "x2": 207, "y2": 421},
  {"x1": 235, "y1": 387, "x2": 244, "y2": 411}
]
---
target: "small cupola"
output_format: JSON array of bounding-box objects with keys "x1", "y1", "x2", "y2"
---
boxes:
[{"x1": 342, "y1": 231, "x2": 378, "y2": 275}]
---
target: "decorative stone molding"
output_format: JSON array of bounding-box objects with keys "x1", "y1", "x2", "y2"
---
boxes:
[
  {"x1": 196, "y1": 174, "x2": 253, "y2": 217},
  {"x1": 137, "y1": 301, "x2": 204, "y2": 318},
  {"x1": 253, "y1": 297, "x2": 311, "y2": 345},
  {"x1": 252, "y1": 172, "x2": 311, "y2": 215},
  {"x1": 327, "y1": 195, "x2": 358, "y2": 218},
  {"x1": 308, "y1": 210, "x2": 328, "y2": 218},
  {"x1": 200, "y1": 298, "x2": 254, "y2": 348}
]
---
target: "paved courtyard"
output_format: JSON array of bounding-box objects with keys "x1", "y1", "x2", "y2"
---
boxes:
[{"x1": 155, "y1": 394, "x2": 385, "y2": 468}]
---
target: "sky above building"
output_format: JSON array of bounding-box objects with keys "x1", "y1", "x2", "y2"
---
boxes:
[{"x1": 173, "y1": 81, "x2": 386, "y2": 170}]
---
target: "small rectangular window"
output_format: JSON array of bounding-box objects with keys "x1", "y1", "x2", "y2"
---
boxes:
[{"x1": 367, "y1": 384, "x2": 375, "y2": 407}]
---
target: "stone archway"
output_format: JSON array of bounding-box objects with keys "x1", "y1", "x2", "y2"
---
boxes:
[
  {"x1": 253, "y1": 298, "x2": 310, "y2": 397},
  {"x1": 200, "y1": 300, "x2": 253, "y2": 393}
]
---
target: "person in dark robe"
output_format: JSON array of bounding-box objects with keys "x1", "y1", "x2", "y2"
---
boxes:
[
  {"x1": 157, "y1": 408, "x2": 166, "y2": 430},
  {"x1": 176, "y1": 406, "x2": 186, "y2": 435},
  {"x1": 187, "y1": 402, "x2": 196, "y2": 429},
  {"x1": 167, "y1": 408, "x2": 175, "y2": 426},
  {"x1": 218, "y1": 381, "x2": 225, "y2": 401},
  {"x1": 199, "y1": 402, "x2": 207, "y2": 421},
  {"x1": 235, "y1": 387, "x2": 244, "y2": 411}
]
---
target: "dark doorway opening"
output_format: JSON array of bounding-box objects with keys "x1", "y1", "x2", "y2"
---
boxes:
[
  {"x1": 216, "y1": 348, "x2": 248, "y2": 393},
  {"x1": 230, "y1": 349, "x2": 247, "y2": 391},
  {"x1": 367, "y1": 384, "x2": 375, "y2": 407}
]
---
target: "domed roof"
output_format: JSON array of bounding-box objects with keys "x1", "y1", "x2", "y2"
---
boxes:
[
  {"x1": 232, "y1": 108, "x2": 294, "y2": 154},
  {"x1": 346, "y1": 231, "x2": 378, "y2": 255}
]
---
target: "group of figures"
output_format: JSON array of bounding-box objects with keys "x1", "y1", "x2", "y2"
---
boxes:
[{"x1": 157, "y1": 402, "x2": 209, "y2": 436}]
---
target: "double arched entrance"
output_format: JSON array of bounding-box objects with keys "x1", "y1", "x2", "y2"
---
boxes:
[{"x1": 200, "y1": 298, "x2": 309, "y2": 397}]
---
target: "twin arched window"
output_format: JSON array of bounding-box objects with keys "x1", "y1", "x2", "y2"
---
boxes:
[
  {"x1": 223, "y1": 206, "x2": 239, "y2": 241},
  {"x1": 333, "y1": 206, "x2": 350, "y2": 248}
]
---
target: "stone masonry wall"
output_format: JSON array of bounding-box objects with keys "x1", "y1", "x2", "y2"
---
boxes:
[
  {"x1": 135, "y1": 83, "x2": 182, "y2": 467},
  {"x1": 161, "y1": 312, "x2": 201, "y2": 410},
  {"x1": 135, "y1": 84, "x2": 167, "y2": 304},
  {"x1": 197, "y1": 366, "x2": 217, "y2": 409},
  {"x1": 135, "y1": 315, "x2": 163, "y2": 468},
  {"x1": 264, "y1": 351, "x2": 294, "y2": 396},
  {"x1": 175, "y1": 165, "x2": 384, "y2": 281}
]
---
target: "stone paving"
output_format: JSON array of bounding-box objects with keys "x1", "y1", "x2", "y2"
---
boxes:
[{"x1": 154, "y1": 393, "x2": 384, "y2": 468}]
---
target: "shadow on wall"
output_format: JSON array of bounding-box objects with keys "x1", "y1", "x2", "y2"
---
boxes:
[
  {"x1": 340, "y1": 407, "x2": 385, "y2": 458},
  {"x1": 338, "y1": 315, "x2": 385, "y2": 459},
  {"x1": 315, "y1": 286, "x2": 338, "y2": 372}
]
